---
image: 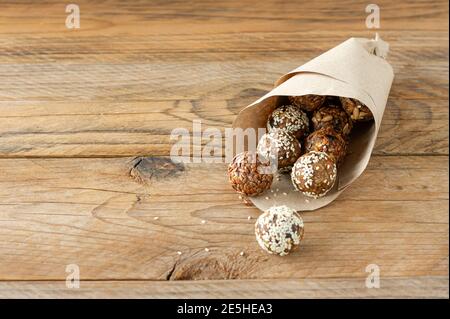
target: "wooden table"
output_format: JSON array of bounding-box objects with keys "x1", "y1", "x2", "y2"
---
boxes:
[{"x1": 0, "y1": 0, "x2": 448, "y2": 299}]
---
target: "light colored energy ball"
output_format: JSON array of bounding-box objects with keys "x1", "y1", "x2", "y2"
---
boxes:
[
  {"x1": 291, "y1": 151, "x2": 337, "y2": 198},
  {"x1": 255, "y1": 205, "x2": 304, "y2": 256},
  {"x1": 257, "y1": 129, "x2": 302, "y2": 171}
]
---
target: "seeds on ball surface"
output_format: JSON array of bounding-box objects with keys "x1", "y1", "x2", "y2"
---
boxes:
[
  {"x1": 312, "y1": 104, "x2": 353, "y2": 137},
  {"x1": 267, "y1": 104, "x2": 309, "y2": 139},
  {"x1": 305, "y1": 127, "x2": 347, "y2": 166},
  {"x1": 255, "y1": 205, "x2": 304, "y2": 256},
  {"x1": 339, "y1": 97, "x2": 373, "y2": 122},
  {"x1": 291, "y1": 151, "x2": 337, "y2": 198},
  {"x1": 228, "y1": 151, "x2": 273, "y2": 197},
  {"x1": 257, "y1": 129, "x2": 302, "y2": 171},
  {"x1": 288, "y1": 95, "x2": 326, "y2": 113}
]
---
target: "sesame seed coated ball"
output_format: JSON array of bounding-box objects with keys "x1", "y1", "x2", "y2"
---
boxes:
[
  {"x1": 339, "y1": 97, "x2": 373, "y2": 122},
  {"x1": 255, "y1": 205, "x2": 304, "y2": 256},
  {"x1": 228, "y1": 151, "x2": 273, "y2": 197},
  {"x1": 257, "y1": 129, "x2": 302, "y2": 171},
  {"x1": 288, "y1": 95, "x2": 326, "y2": 113},
  {"x1": 291, "y1": 151, "x2": 337, "y2": 198},
  {"x1": 267, "y1": 105, "x2": 309, "y2": 139},
  {"x1": 305, "y1": 127, "x2": 347, "y2": 166},
  {"x1": 312, "y1": 104, "x2": 353, "y2": 138}
]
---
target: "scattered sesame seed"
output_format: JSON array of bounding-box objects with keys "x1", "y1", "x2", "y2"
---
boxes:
[
  {"x1": 247, "y1": 216, "x2": 252, "y2": 220},
  {"x1": 204, "y1": 248, "x2": 209, "y2": 252},
  {"x1": 153, "y1": 217, "x2": 159, "y2": 220},
  {"x1": 177, "y1": 251, "x2": 182, "y2": 255},
  {"x1": 239, "y1": 251, "x2": 245, "y2": 256},
  {"x1": 265, "y1": 196, "x2": 269, "y2": 200},
  {"x1": 282, "y1": 192, "x2": 287, "y2": 196},
  {"x1": 201, "y1": 220, "x2": 206, "y2": 224}
]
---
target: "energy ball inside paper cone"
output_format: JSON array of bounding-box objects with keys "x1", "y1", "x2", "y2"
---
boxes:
[
  {"x1": 291, "y1": 151, "x2": 337, "y2": 198},
  {"x1": 305, "y1": 127, "x2": 347, "y2": 166},
  {"x1": 288, "y1": 95, "x2": 326, "y2": 113},
  {"x1": 267, "y1": 105, "x2": 309, "y2": 139},
  {"x1": 228, "y1": 151, "x2": 273, "y2": 197},
  {"x1": 255, "y1": 205, "x2": 304, "y2": 256},
  {"x1": 257, "y1": 129, "x2": 302, "y2": 171},
  {"x1": 312, "y1": 104, "x2": 353, "y2": 138},
  {"x1": 340, "y1": 97, "x2": 373, "y2": 122}
]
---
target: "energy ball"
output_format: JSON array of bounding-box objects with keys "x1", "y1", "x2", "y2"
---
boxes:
[
  {"x1": 305, "y1": 128, "x2": 347, "y2": 166},
  {"x1": 267, "y1": 105, "x2": 309, "y2": 139},
  {"x1": 288, "y1": 95, "x2": 326, "y2": 112},
  {"x1": 312, "y1": 104, "x2": 353, "y2": 137},
  {"x1": 340, "y1": 97, "x2": 373, "y2": 122},
  {"x1": 291, "y1": 151, "x2": 337, "y2": 198},
  {"x1": 255, "y1": 205, "x2": 304, "y2": 256},
  {"x1": 257, "y1": 129, "x2": 302, "y2": 171},
  {"x1": 228, "y1": 151, "x2": 273, "y2": 197}
]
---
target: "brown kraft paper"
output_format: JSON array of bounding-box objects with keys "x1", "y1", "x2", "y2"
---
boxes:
[{"x1": 232, "y1": 35, "x2": 395, "y2": 211}]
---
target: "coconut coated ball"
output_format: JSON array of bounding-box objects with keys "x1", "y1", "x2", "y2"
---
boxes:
[
  {"x1": 291, "y1": 151, "x2": 337, "y2": 198},
  {"x1": 255, "y1": 205, "x2": 304, "y2": 256},
  {"x1": 257, "y1": 129, "x2": 302, "y2": 171}
]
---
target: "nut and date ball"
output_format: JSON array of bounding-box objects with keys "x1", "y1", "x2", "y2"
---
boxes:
[
  {"x1": 288, "y1": 95, "x2": 326, "y2": 113},
  {"x1": 257, "y1": 129, "x2": 302, "y2": 171},
  {"x1": 305, "y1": 128, "x2": 347, "y2": 166},
  {"x1": 312, "y1": 104, "x2": 353, "y2": 138},
  {"x1": 228, "y1": 151, "x2": 273, "y2": 197},
  {"x1": 267, "y1": 105, "x2": 309, "y2": 139},
  {"x1": 291, "y1": 151, "x2": 337, "y2": 198},
  {"x1": 339, "y1": 97, "x2": 373, "y2": 122},
  {"x1": 255, "y1": 205, "x2": 304, "y2": 256}
]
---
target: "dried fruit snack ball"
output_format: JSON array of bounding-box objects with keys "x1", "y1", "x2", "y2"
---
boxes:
[
  {"x1": 228, "y1": 151, "x2": 273, "y2": 197},
  {"x1": 257, "y1": 129, "x2": 302, "y2": 171},
  {"x1": 305, "y1": 128, "x2": 347, "y2": 166},
  {"x1": 288, "y1": 95, "x2": 326, "y2": 112},
  {"x1": 255, "y1": 205, "x2": 304, "y2": 256},
  {"x1": 312, "y1": 104, "x2": 353, "y2": 138},
  {"x1": 291, "y1": 151, "x2": 337, "y2": 198},
  {"x1": 267, "y1": 105, "x2": 309, "y2": 139},
  {"x1": 339, "y1": 97, "x2": 373, "y2": 121}
]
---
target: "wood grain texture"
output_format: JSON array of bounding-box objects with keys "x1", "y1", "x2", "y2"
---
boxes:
[
  {"x1": 0, "y1": 0, "x2": 448, "y2": 298},
  {"x1": 0, "y1": 277, "x2": 448, "y2": 299},
  {"x1": 0, "y1": 156, "x2": 447, "y2": 281},
  {"x1": 0, "y1": 1, "x2": 448, "y2": 157}
]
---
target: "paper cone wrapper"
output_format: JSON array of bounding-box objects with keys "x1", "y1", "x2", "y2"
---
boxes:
[{"x1": 232, "y1": 36, "x2": 394, "y2": 212}]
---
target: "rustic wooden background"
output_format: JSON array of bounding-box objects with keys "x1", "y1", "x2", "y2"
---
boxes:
[{"x1": 0, "y1": 0, "x2": 448, "y2": 298}]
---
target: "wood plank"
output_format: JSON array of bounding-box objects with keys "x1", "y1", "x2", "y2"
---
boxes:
[
  {"x1": 0, "y1": 2, "x2": 448, "y2": 158},
  {"x1": 0, "y1": 156, "x2": 447, "y2": 280},
  {"x1": 0, "y1": 0, "x2": 448, "y2": 37},
  {"x1": 0, "y1": 277, "x2": 447, "y2": 299},
  {"x1": 0, "y1": 98, "x2": 447, "y2": 157}
]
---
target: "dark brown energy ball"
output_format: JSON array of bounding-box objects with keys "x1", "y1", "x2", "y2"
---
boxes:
[
  {"x1": 228, "y1": 151, "x2": 273, "y2": 197},
  {"x1": 291, "y1": 151, "x2": 337, "y2": 198},
  {"x1": 340, "y1": 97, "x2": 373, "y2": 122},
  {"x1": 312, "y1": 104, "x2": 353, "y2": 137},
  {"x1": 288, "y1": 95, "x2": 326, "y2": 112},
  {"x1": 255, "y1": 205, "x2": 304, "y2": 256},
  {"x1": 267, "y1": 104, "x2": 309, "y2": 139},
  {"x1": 257, "y1": 129, "x2": 302, "y2": 170},
  {"x1": 305, "y1": 128, "x2": 347, "y2": 166}
]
